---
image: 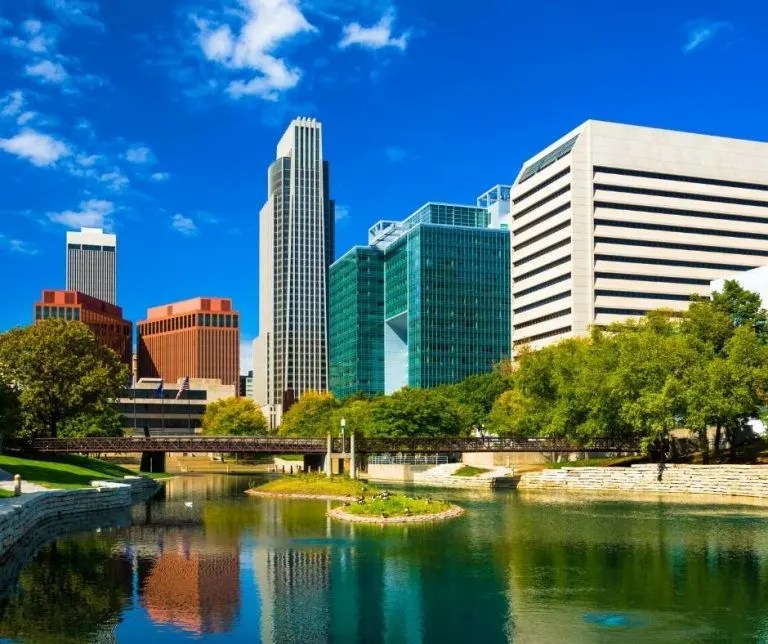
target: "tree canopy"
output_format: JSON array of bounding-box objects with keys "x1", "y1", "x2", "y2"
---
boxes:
[
  {"x1": 0, "y1": 320, "x2": 128, "y2": 438},
  {"x1": 202, "y1": 396, "x2": 269, "y2": 436}
]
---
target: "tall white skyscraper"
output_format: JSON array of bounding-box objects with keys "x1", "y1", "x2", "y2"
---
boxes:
[
  {"x1": 254, "y1": 118, "x2": 334, "y2": 428},
  {"x1": 65, "y1": 227, "x2": 117, "y2": 304}
]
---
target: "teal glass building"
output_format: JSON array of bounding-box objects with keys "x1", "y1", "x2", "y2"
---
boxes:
[{"x1": 329, "y1": 202, "x2": 511, "y2": 398}]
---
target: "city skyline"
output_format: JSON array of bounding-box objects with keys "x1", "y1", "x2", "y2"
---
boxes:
[{"x1": 2, "y1": 0, "x2": 767, "y2": 374}]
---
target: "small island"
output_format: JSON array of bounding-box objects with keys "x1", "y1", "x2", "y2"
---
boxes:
[{"x1": 246, "y1": 474, "x2": 464, "y2": 524}]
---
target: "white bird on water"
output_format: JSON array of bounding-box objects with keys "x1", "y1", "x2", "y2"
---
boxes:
[{"x1": 184, "y1": 501, "x2": 193, "y2": 508}]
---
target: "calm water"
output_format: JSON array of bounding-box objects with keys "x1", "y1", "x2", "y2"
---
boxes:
[{"x1": 2, "y1": 475, "x2": 768, "y2": 643}]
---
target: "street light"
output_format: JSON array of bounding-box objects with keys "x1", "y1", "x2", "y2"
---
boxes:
[{"x1": 340, "y1": 417, "x2": 346, "y2": 454}]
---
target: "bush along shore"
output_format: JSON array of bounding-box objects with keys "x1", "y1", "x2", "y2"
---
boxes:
[{"x1": 246, "y1": 475, "x2": 463, "y2": 524}]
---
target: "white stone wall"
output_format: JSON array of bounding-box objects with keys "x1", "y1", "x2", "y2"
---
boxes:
[
  {"x1": 0, "y1": 476, "x2": 158, "y2": 558},
  {"x1": 518, "y1": 464, "x2": 768, "y2": 498}
]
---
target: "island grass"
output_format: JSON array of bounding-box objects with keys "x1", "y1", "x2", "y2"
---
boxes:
[
  {"x1": 344, "y1": 494, "x2": 452, "y2": 517},
  {"x1": 544, "y1": 455, "x2": 645, "y2": 469},
  {"x1": 453, "y1": 465, "x2": 491, "y2": 477},
  {"x1": 0, "y1": 489, "x2": 13, "y2": 498},
  {"x1": 253, "y1": 473, "x2": 375, "y2": 497},
  {"x1": 274, "y1": 454, "x2": 304, "y2": 461},
  {"x1": 0, "y1": 453, "x2": 146, "y2": 489}
]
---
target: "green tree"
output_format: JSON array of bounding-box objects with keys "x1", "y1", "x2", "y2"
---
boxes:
[
  {"x1": 202, "y1": 396, "x2": 269, "y2": 436},
  {"x1": 439, "y1": 371, "x2": 514, "y2": 434},
  {"x1": 0, "y1": 321, "x2": 128, "y2": 438},
  {"x1": 369, "y1": 387, "x2": 472, "y2": 437},
  {"x1": 711, "y1": 279, "x2": 768, "y2": 341},
  {"x1": 0, "y1": 381, "x2": 20, "y2": 438},
  {"x1": 279, "y1": 390, "x2": 339, "y2": 436},
  {"x1": 60, "y1": 405, "x2": 124, "y2": 437},
  {"x1": 332, "y1": 397, "x2": 376, "y2": 436}
]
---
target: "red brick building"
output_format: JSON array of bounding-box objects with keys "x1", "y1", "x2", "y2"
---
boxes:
[
  {"x1": 137, "y1": 297, "x2": 239, "y2": 388},
  {"x1": 33, "y1": 289, "x2": 132, "y2": 365}
]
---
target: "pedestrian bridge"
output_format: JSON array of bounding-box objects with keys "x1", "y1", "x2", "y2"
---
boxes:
[{"x1": 29, "y1": 436, "x2": 640, "y2": 455}]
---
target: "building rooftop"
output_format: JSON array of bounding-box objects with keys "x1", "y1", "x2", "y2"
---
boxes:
[
  {"x1": 145, "y1": 297, "x2": 235, "y2": 320},
  {"x1": 36, "y1": 289, "x2": 125, "y2": 318}
]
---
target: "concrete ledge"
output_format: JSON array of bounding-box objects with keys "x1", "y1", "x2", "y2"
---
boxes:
[
  {"x1": 0, "y1": 476, "x2": 160, "y2": 559},
  {"x1": 327, "y1": 504, "x2": 464, "y2": 524},
  {"x1": 518, "y1": 464, "x2": 768, "y2": 499},
  {"x1": 245, "y1": 489, "x2": 353, "y2": 502}
]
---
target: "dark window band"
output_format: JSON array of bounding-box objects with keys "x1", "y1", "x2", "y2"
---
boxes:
[
  {"x1": 594, "y1": 290, "x2": 694, "y2": 302},
  {"x1": 514, "y1": 168, "x2": 570, "y2": 204},
  {"x1": 594, "y1": 218, "x2": 768, "y2": 241},
  {"x1": 515, "y1": 255, "x2": 571, "y2": 282},
  {"x1": 514, "y1": 308, "x2": 571, "y2": 330},
  {"x1": 594, "y1": 272, "x2": 710, "y2": 286},
  {"x1": 513, "y1": 186, "x2": 570, "y2": 220},
  {"x1": 515, "y1": 325, "x2": 572, "y2": 345},
  {"x1": 594, "y1": 236, "x2": 768, "y2": 258},
  {"x1": 514, "y1": 202, "x2": 570, "y2": 236},
  {"x1": 594, "y1": 166, "x2": 768, "y2": 193},
  {"x1": 594, "y1": 253, "x2": 757, "y2": 273},
  {"x1": 514, "y1": 272, "x2": 571, "y2": 298},
  {"x1": 594, "y1": 200, "x2": 768, "y2": 227},
  {"x1": 513, "y1": 237, "x2": 570, "y2": 267},
  {"x1": 514, "y1": 220, "x2": 570, "y2": 252},
  {"x1": 594, "y1": 183, "x2": 768, "y2": 210},
  {"x1": 514, "y1": 290, "x2": 570, "y2": 315},
  {"x1": 594, "y1": 307, "x2": 648, "y2": 316}
]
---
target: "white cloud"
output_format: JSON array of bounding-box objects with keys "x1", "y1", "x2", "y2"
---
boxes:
[
  {"x1": 76, "y1": 153, "x2": 101, "y2": 167},
  {"x1": 44, "y1": 0, "x2": 104, "y2": 30},
  {"x1": 0, "y1": 90, "x2": 24, "y2": 117},
  {"x1": 0, "y1": 235, "x2": 38, "y2": 255},
  {"x1": 384, "y1": 145, "x2": 407, "y2": 162},
  {"x1": 125, "y1": 145, "x2": 154, "y2": 164},
  {"x1": 335, "y1": 203, "x2": 349, "y2": 222},
  {"x1": 150, "y1": 171, "x2": 171, "y2": 182},
  {"x1": 0, "y1": 128, "x2": 70, "y2": 166},
  {"x1": 683, "y1": 19, "x2": 734, "y2": 54},
  {"x1": 8, "y1": 20, "x2": 57, "y2": 55},
  {"x1": 48, "y1": 198, "x2": 114, "y2": 229},
  {"x1": 99, "y1": 169, "x2": 130, "y2": 191},
  {"x1": 171, "y1": 213, "x2": 197, "y2": 236},
  {"x1": 16, "y1": 111, "x2": 36, "y2": 125},
  {"x1": 25, "y1": 59, "x2": 69, "y2": 83},
  {"x1": 339, "y1": 9, "x2": 409, "y2": 51},
  {"x1": 191, "y1": 0, "x2": 317, "y2": 100}
]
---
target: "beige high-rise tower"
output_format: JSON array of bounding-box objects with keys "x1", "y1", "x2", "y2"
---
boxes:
[{"x1": 253, "y1": 118, "x2": 334, "y2": 428}]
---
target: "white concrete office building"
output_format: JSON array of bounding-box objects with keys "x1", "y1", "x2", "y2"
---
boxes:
[
  {"x1": 253, "y1": 118, "x2": 334, "y2": 428},
  {"x1": 510, "y1": 119, "x2": 768, "y2": 351},
  {"x1": 65, "y1": 227, "x2": 117, "y2": 304}
]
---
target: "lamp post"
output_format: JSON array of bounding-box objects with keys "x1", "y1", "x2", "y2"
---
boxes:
[{"x1": 340, "y1": 417, "x2": 346, "y2": 455}]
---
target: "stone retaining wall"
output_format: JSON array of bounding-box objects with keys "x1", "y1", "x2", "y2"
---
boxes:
[
  {"x1": 518, "y1": 464, "x2": 768, "y2": 498},
  {"x1": 0, "y1": 476, "x2": 159, "y2": 559},
  {"x1": 327, "y1": 504, "x2": 464, "y2": 524}
]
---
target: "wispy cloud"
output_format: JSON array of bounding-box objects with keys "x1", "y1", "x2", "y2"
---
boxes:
[
  {"x1": 44, "y1": 0, "x2": 105, "y2": 30},
  {"x1": 384, "y1": 145, "x2": 407, "y2": 162},
  {"x1": 124, "y1": 145, "x2": 154, "y2": 164},
  {"x1": 48, "y1": 198, "x2": 115, "y2": 229},
  {"x1": 189, "y1": 0, "x2": 318, "y2": 100},
  {"x1": 150, "y1": 171, "x2": 171, "y2": 183},
  {"x1": 335, "y1": 203, "x2": 350, "y2": 222},
  {"x1": 99, "y1": 168, "x2": 130, "y2": 192},
  {"x1": 0, "y1": 235, "x2": 38, "y2": 255},
  {"x1": 683, "y1": 19, "x2": 734, "y2": 54},
  {"x1": 339, "y1": 9, "x2": 409, "y2": 51},
  {"x1": 25, "y1": 59, "x2": 69, "y2": 83},
  {"x1": 171, "y1": 213, "x2": 197, "y2": 236},
  {"x1": 0, "y1": 128, "x2": 71, "y2": 166},
  {"x1": 0, "y1": 90, "x2": 24, "y2": 118}
]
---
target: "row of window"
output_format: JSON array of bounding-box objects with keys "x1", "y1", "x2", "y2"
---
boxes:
[
  {"x1": 514, "y1": 220, "x2": 570, "y2": 252},
  {"x1": 68, "y1": 244, "x2": 115, "y2": 252},
  {"x1": 594, "y1": 217, "x2": 768, "y2": 241},
  {"x1": 594, "y1": 307, "x2": 647, "y2": 316},
  {"x1": 594, "y1": 271, "x2": 710, "y2": 286},
  {"x1": 519, "y1": 136, "x2": 578, "y2": 183},
  {"x1": 514, "y1": 308, "x2": 572, "y2": 331},
  {"x1": 594, "y1": 253, "x2": 757, "y2": 273},
  {"x1": 595, "y1": 236, "x2": 768, "y2": 257},
  {"x1": 596, "y1": 200, "x2": 768, "y2": 226},
  {"x1": 594, "y1": 166, "x2": 768, "y2": 194},
  {"x1": 514, "y1": 167, "x2": 570, "y2": 205},
  {"x1": 514, "y1": 272, "x2": 571, "y2": 299},
  {"x1": 515, "y1": 325, "x2": 572, "y2": 345},
  {"x1": 513, "y1": 237, "x2": 570, "y2": 267},
  {"x1": 515, "y1": 255, "x2": 571, "y2": 282},
  {"x1": 594, "y1": 289, "x2": 693, "y2": 302},
  {"x1": 36, "y1": 305, "x2": 81, "y2": 321},
  {"x1": 139, "y1": 313, "x2": 239, "y2": 335},
  {"x1": 513, "y1": 185, "x2": 570, "y2": 220},
  {"x1": 514, "y1": 290, "x2": 571, "y2": 315},
  {"x1": 514, "y1": 201, "x2": 570, "y2": 236},
  {"x1": 594, "y1": 183, "x2": 768, "y2": 210}
]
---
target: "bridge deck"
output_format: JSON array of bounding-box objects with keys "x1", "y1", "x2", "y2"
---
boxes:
[{"x1": 28, "y1": 436, "x2": 640, "y2": 454}]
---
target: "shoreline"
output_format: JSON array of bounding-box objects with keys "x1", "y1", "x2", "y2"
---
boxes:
[
  {"x1": 245, "y1": 489, "x2": 355, "y2": 502},
  {"x1": 327, "y1": 504, "x2": 464, "y2": 524},
  {"x1": 0, "y1": 476, "x2": 161, "y2": 559}
]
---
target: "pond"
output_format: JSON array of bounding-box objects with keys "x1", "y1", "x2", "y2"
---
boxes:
[{"x1": 1, "y1": 474, "x2": 768, "y2": 643}]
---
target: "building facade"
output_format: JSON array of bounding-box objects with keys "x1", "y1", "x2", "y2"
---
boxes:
[
  {"x1": 330, "y1": 202, "x2": 511, "y2": 398},
  {"x1": 34, "y1": 289, "x2": 132, "y2": 364},
  {"x1": 116, "y1": 377, "x2": 236, "y2": 435},
  {"x1": 509, "y1": 120, "x2": 768, "y2": 351},
  {"x1": 477, "y1": 185, "x2": 512, "y2": 230},
  {"x1": 66, "y1": 227, "x2": 117, "y2": 304},
  {"x1": 137, "y1": 298, "x2": 239, "y2": 387},
  {"x1": 254, "y1": 118, "x2": 334, "y2": 428}
]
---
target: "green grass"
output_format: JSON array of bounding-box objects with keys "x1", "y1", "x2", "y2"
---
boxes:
[
  {"x1": 253, "y1": 473, "x2": 375, "y2": 497},
  {"x1": 344, "y1": 494, "x2": 452, "y2": 518},
  {"x1": 544, "y1": 455, "x2": 645, "y2": 469},
  {"x1": 0, "y1": 489, "x2": 13, "y2": 498},
  {"x1": 274, "y1": 454, "x2": 305, "y2": 461},
  {"x1": 453, "y1": 465, "x2": 491, "y2": 477},
  {"x1": 0, "y1": 453, "x2": 144, "y2": 489}
]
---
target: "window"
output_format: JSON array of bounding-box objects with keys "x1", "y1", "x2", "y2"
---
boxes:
[
  {"x1": 594, "y1": 218, "x2": 768, "y2": 241},
  {"x1": 233, "y1": 315, "x2": 239, "y2": 328},
  {"x1": 595, "y1": 236, "x2": 768, "y2": 258},
  {"x1": 43, "y1": 306, "x2": 50, "y2": 319},
  {"x1": 66, "y1": 307, "x2": 72, "y2": 321},
  {"x1": 59, "y1": 307, "x2": 65, "y2": 318},
  {"x1": 594, "y1": 183, "x2": 768, "y2": 210},
  {"x1": 198, "y1": 314, "x2": 204, "y2": 326},
  {"x1": 514, "y1": 273, "x2": 571, "y2": 298},
  {"x1": 594, "y1": 165, "x2": 768, "y2": 193},
  {"x1": 519, "y1": 136, "x2": 578, "y2": 184},
  {"x1": 513, "y1": 237, "x2": 570, "y2": 267},
  {"x1": 35, "y1": 306, "x2": 42, "y2": 320},
  {"x1": 514, "y1": 290, "x2": 570, "y2": 315},
  {"x1": 219, "y1": 314, "x2": 225, "y2": 327},
  {"x1": 594, "y1": 253, "x2": 757, "y2": 273},
  {"x1": 595, "y1": 289, "x2": 694, "y2": 302},
  {"x1": 212, "y1": 314, "x2": 218, "y2": 327},
  {"x1": 225, "y1": 315, "x2": 232, "y2": 328},
  {"x1": 515, "y1": 325, "x2": 572, "y2": 345},
  {"x1": 514, "y1": 308, "x2": 571, "y2": 330},
  {"x1": 513, "y1": 186, "x2": 570, "y2": 220},
  {"x1": 74, "y1": 308, "x2": 80, "y2": 321},
  {"x1": 205, "y1": 314, "x2": 210, "y2": 326},
  {"x1": 595, "y1": 200, "x2": 768, "y2": 227}
]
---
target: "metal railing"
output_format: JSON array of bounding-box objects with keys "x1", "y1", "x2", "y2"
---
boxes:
[{"x1": 368, "y1": 454, "x2": 451, "y2": 465}]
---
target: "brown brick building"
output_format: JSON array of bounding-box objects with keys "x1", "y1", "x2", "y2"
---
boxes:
[
  {"x1": 137, "y1": 297, "x2": 239, "y2": 387},
  {"x1": 33, "y1": 289, "x2": 132, "y2": 365}
]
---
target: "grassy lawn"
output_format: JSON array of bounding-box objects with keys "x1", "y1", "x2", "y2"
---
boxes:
[
  {"x1": 0, "y1": 489, "x2": 13, "y2": 498},
  {"x1": 344, "y1": 494, "x2": 452, "y2": 518},
  {"x1": 0, "y1": 453, "x2": 146, "y2": 489},
  {"x1": 544, "y1": 455, "x2": 645, "y2": 469},
  {"x1": 453, "y1": 465, "x2": 491, "y2": 477},
  {"x1": 253, "y1": 473, "x2": 374, "y2": 497},
  {"x1": 274, "y1": 454, "x2": 304, "y2": 461}
]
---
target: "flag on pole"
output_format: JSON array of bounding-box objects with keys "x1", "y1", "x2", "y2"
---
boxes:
[
  {"x1": 176, "y1": 376, "x2": 190, "y2": 400},
  {"x1": 156, "y1": 380, "x2": 164, "y2": 398}
]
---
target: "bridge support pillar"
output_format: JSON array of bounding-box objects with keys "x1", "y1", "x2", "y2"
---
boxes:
[
  {"x1": 350, "y1": 432, "x2": 356, "y2": 479},
  {"x1": 140, "y1": 451, "x2": 166, "y2": 474},
  {"x1": 325, "y1": 433, "x2": 332, "y2": 477}
]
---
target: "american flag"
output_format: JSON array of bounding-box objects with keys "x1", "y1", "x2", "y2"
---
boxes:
[{"x1": 176, "y1": 376, "x2": 190, "y2": 400}]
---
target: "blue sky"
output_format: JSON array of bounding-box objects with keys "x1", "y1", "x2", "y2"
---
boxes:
[{"x1": 1, "y1": 0, "x2": 767, "y2": 372}]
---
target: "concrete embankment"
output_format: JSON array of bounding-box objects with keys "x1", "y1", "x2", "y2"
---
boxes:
[
  {"x1": 518, "y1": 464, "x2": 768, "y2": 499},
  {"x1": 367, "y1": 463, "x2": 516, "y2": 489},
  {"x1": 0, "y1": 476, "x2": 159, "y2": 559}
]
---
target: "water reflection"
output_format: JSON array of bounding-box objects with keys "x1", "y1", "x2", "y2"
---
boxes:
[{"x1": 1, "y1": 476, "x2": 768, "y2": 642}]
